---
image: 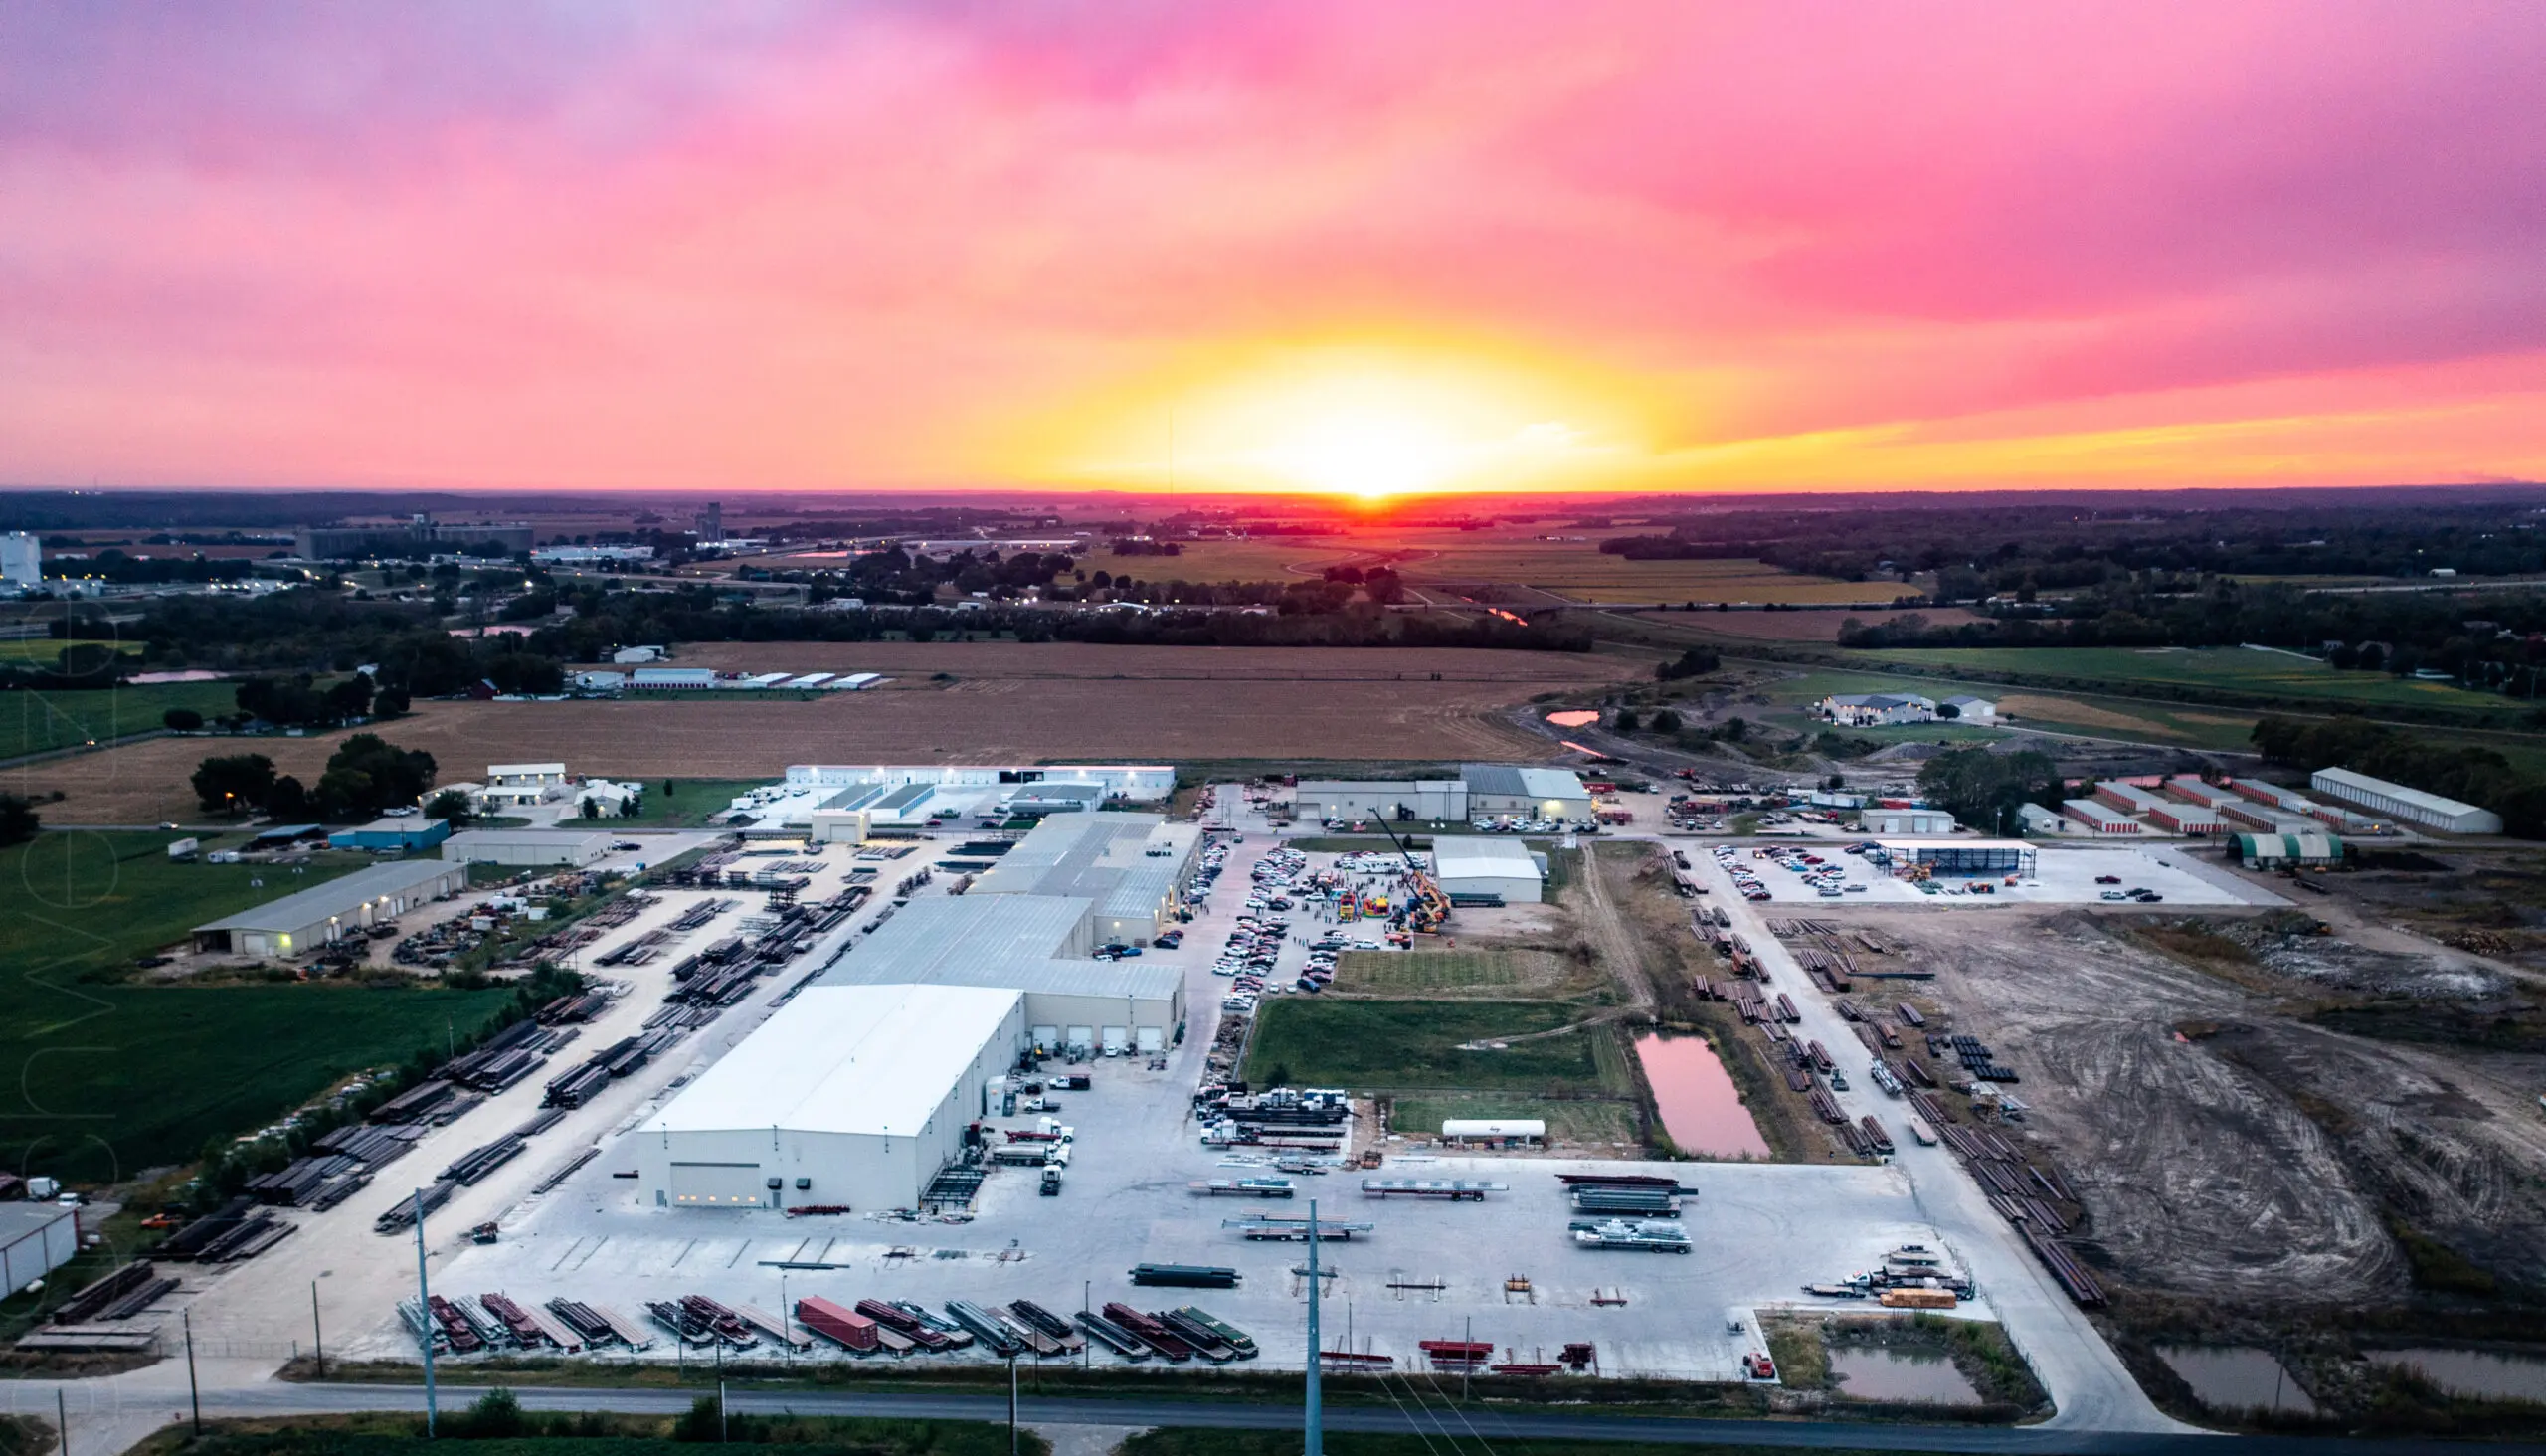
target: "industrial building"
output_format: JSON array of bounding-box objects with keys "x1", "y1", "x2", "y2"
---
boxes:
[
  {"x1": 327, "y1": 817, "x2": 451, "y2": 853},
  {"x1": 481, "y1": 763, "x2": 568, "y2": 809},
  {"x1": 1862, "y1": 807, "x2": 1955, "y2": 836},
  {"x1": 2163, "y1": 777, "x2": 2240, "y2": 810},
  {"x1": 294, "y1": 520, "x2": 535, "y2": 560},
  {"x1": 0, "y1": 1204, "x2": 79, "y2": 1297},
  {"x1": 819, "y1": 895, "x2": 1182, "y2": 1056},
  {"x1": 741, "y1": 763, "x2": 1174, "y2": 835},
  {"x1": 1428, "y1": 835, "x2": 1546, "y2": 903},
  {"x1": 2061, "y1": 800, "x2": 2142, "y2": 834},
  {"x1": 2016, "y1": 803, "x2": 2071, "y2": 836},
  {"x1": 1880, "y1": 839, "x2": 2037, "y2": 876},
  {"x1": 192, "y1": 858, "x2": 468, "y2": 957},
  {"x1": 0, "y1": 531, "x2": 39, "y2": 590},
  {"x1": 636, "y1": 984, "x2": 1025, "y2": 1211},
  {"x1": 1461, "y1": 764, "x2": 1594, "y2": 822},
  {"x1": 1940, "y1": 695, "x2": 1997, "y2": 722},
  {"x1": 1297, "y1": 779, "x2": 1469, "y2": 822},
  {"x1": 969, "y1": 811, "x2": 1202, "y2": 944},
  {"x1": 2233, "y1": 832, "x2": 2346, "y2": 869},
  {"x1": 631, "y1": 666, "x2": 717, "y2": 690},
  {"x1": 1815, "y1": 692, "x2": 1937, "y2": 726},
  {"x1": 2308, "y1": 767, "x2": 2502, "y2": 835},
  {"x1": 442, "y1": 829, "x2": 613, "y2": 867}
]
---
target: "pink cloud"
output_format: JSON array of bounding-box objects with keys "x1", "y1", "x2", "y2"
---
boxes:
[{"x1": 0, "y1": 0, "x2": 2539, "y2": 489}]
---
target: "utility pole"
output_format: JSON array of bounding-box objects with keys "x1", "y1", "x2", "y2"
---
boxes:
[
  {"x1": 183, "y1": 1310, "x2": 201, "y2": 1435},
  {"x1": 57, "y1": 1387, "x2": 67, "y2": 1456},
  {"x1": 312, "y1": 1281, "x2": 324, "y2": 1378},
  {"x1": 1007, "y1": 1355, "x2": 1018, "y2": 1456},
  {"x1": 1305, "y1": 1198, "x2": 1323, "y2": 1456},
  {"x1": 1083, "y1": 1280, "x2": 1091, "y2": 1371},
  {"x1": 414, "y1": 1189, "x2": 437, "y2": 1437},
  {"x1": 1462, "y1": 1313, "x2": 1473, "y2": 1401}
]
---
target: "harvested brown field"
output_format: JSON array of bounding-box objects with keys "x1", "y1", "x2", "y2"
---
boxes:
[
  {"x1": 1993, "y1": 693, "x2": 2191, "y2": 740},
  {"x1": 19, "y1": 644, "x2": 1632, "y2": 824}
]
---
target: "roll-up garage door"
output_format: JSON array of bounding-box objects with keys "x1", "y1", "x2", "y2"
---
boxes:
[
  {"x1": 669, "y1": 1162, "x2": 767, "y2": 1206},
  {"x1": 1065, "y1": 1026, "x2": 1095, "y2": 1050},
  {"x1": 1136, "y1": 1027, "x2": 1163, "y2": 1053},
  {"x1": 1101, "y1": 1026, "x2": 1128, "y2": 1055}
]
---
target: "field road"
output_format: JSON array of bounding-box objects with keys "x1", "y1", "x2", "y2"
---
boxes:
[{"x1": 1685, "y1": 846, "x2": 2197, "y2": 1436}]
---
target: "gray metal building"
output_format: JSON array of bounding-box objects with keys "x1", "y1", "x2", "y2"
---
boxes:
[
  {"x1": 819, "y1": 895, "x2": 1182, "y2": 1056},
  {"x1": 441, "y1": 829, "x2": 614, "y2": 867},
  {"x1": 968, "y1": 811, "x2": 1202, "y2": 945},
  {"x1": 191, "y1": 858, "x2": 468, "y2": 957},
  {"x1": 1296, "y1": 779, "x2": 1469, "y2": 822},
  {"x1": 1461, "y1": 764, "x2": 1594, "y2": 822}
]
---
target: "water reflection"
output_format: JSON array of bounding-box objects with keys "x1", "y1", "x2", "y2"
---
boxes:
[
  {"x1": 1634, "y1": 1032, "x2": 1769, "y2": 1159},
  {"x1": 2370, "y1": 1349, "x2": 2546, "y2": 1402},
  {"x1": 2158, "y1": 1346, "x2": 2316, "y2": 1413},
  {"x1": 1829, "y1": 1347, "x2": 1983, "y2": 1404},
  {"x1": 1546, "y1": 709, "x2": 1600, "y2": 727}
]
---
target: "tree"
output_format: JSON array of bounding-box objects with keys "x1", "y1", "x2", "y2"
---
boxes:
[
  {"x1": 313, "y1": 735, "x2": 436, "y2": 819},
  {"x1": 1654, "y1": 646, "x2": 1721, "y2": 680},
  {"x1": 163, "y1": 707, "x2": 204, "y2": 732},
  {"x1": 1917, "y1": 745, "x2": 2058, "y2": 833},
  {"x1": 192, "y1": 754, "x2": 277, "y2": 815},
  {"x1": 1651, "y1": 708, "x2": 1683, "y2": 733},
  {"x1": 265, "y1": 774, "x2": 311, "y2": 820},
  {"x1": 0, "y1": 794, "x2": 39, "y2": 847},
  {"x1": 1936, "y1": 702, "x2": 1960, "y2": 720},
  {"x1": 424, "y1": 789, "x2": 476, "y2": 826},
  {"x1": 1614, "y1": 707, "x2": 1642, "y2": 732}
]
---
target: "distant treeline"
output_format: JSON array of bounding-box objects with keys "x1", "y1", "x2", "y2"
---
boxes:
[
  {"x1": 1835, "y1": 581, "x2": 2546, "y2": 692},
  {"x1": 2252, "y1": 715, "x2": 2546, "y2": 837}
]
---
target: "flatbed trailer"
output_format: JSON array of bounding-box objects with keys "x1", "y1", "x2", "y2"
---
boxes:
[
  {"x1": 1362, "y1": 1179, "x2": 1506, "y2": 1200},
  {"x1": 1189, "y1": 1178, "x2": 1294, "y2": 1198}
]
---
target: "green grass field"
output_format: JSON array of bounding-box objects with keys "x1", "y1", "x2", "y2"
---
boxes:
[
  {"x1": 1388, "y1": 1092, "x2": 1638, "y2": 1146},
  {"x1": 0, "y1": 637, "x2": 131, "y2": 667},
  {"x1": 1332, "y1": 948, "x2": 1546, "y2": 994},
  {"x1": 1242, "y1": 999, "x2": 1628, "y2": 1093},
  {"x1": 1860, "y1": 645, "x2": 2509, "y2": 714},
  {"x1": 1749, "y1": 667, "x2": 2264, "y2": 751},
  {"x1": 0, "y1": 681, "x2": 244, "y2": 758},
  {"x1": 556, "y1": 778, "x2": 764, "y2": 827},
  {"x1": 0, "y1": 833, "x2": 513, "y2": 1182}
]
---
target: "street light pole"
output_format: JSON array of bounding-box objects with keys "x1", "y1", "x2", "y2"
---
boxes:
[
  {"x1": 311, "y1": 1281, "x2": 324, "y2": 1378},
  {"x1": 1305, "y1": 1198, "x2": 1323, "y2": 1456},
  {"x1": 183, "y1": 1309, "x2": 201, "y2": 1435},
  {"x1": 414, "y1": 1189, "x2": 437, "y2": 1437}
]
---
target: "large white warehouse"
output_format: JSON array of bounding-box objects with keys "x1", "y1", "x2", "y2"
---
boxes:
[
  {"x1": 2308, "y1": 767, "x2": 2501, "y2": 835},
  {"x1": 820, "y1": 895, "x2": 1183, "y2": 1056},
  {"x1": 636, "y1": 984, "x2": 1024, "y2": 1212},
  {"x1": 1429, "y1": 835, "x2": 1546, "y2": 903}
]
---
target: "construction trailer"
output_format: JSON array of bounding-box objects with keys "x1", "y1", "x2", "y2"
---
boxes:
[
  {"x1": 191, "y1": 858, "x2": 468, "y2": 957},
  {"x1": 637, "y1": 984, "x2": 1025, "y2": 1211}
]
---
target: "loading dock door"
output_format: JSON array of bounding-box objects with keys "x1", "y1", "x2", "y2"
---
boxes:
[
  {"x1": 1136, "y1": 1026, "x2": 1163, "y2": 1054},
  {"x1": 1031, "y1": 1025, "x2": 1060, "y2": 1053},
  {"x1": 669, "y1": 1161, "x2": 767, "y2": 1207},
  {"x1": 1101, "y1": 1026, "x2": 1128, "y2": 1055},
  {"x1": 1065, "y1": 1025, "x2": 1095, "y2": 1051}
]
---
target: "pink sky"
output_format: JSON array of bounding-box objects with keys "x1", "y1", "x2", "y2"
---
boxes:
[{"x1": 2, "y1": 1, "x2": 2541, "y2": 494}]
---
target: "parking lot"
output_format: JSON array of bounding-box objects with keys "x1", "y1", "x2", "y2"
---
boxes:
[{"x1": 1725, "y1": 842, "x2": 2283, "y2": 908}]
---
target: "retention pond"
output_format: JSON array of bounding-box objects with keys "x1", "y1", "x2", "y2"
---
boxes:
[{"x1": 1634, "y1": 1031, "x2": 1770, "y2": 1159}]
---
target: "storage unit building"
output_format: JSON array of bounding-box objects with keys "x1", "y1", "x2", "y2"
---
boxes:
[
  {"x1": 2092, "y1": 781, "x2": 2171, "y2": 816},
  {"x1": 2145, "y1": 804, "x2": 2226, "y2": 835},
  {"x1": 192, "y1": 858, "x2": 468, "y2": 957},
  {"x1": 2061, "y1": 800, "x2": 2142, "y2": 834},
  {"x1": 1461, "y1": 765, "x2": 1593, "y2": 822},
  {"x1": 1296, "y1": 780, "x2": 1469, "y2": 822},
  {"x1": 328, "y1": 817, "x2": 451, "y2": 853},
  {"x1": 2233, "y1": 832, "x2": 2346, "y2": 869},
  {"x1": 2164, "y1": 776, "x2": 2240, "y2": 810},
  {"x1": 636, "y1": 984, "x2": 1025, "y2": 1211},
  {"x1": 0, "y1": 1204, "x2": 78, "y2": 1297},
  {"x1": 2308, "y1": 768, "x2": 2502, "y2": 835},
  {"x1": 442, "y1": 829, "x2": 613, "y2": 867},
  {"x1": 2225, "y1": 778, "x2": 2314, "y2": 811},
  {"x1": 1429, "y1": 835, "x2": 1546, "y2": 904},
  {"x1": 1863, "y1": 808, "x2": 1956, "y2": 835},
  {"x1": 818, "y1": 895, "x2": 1182, "y2": 1055},
  {"x1": 2221, "y1": 802, "x2": 2317, "y2": 834}
]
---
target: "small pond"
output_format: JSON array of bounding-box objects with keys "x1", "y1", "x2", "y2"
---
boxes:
[
  {"x1": 2369, "y1": 1348, "x2": 2546, "y2": 1403},
  {"x1": 1546, "y1": 709, "x2": 1601, "y2": 728},
  {"x1": 1829, "y1": 1347, "x2": 1984, "y2": 1405},
  {"x1": 2157, "y1": 1345, "x2": 2317, "y2": 1414},
  {"x1": 1633, "y1": 1031, "x2": 1769, "y2": 1159}
]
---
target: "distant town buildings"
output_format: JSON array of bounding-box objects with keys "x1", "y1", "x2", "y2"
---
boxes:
[{"x1": 0, "y1": 532, "x2": 38, "y2": 589}]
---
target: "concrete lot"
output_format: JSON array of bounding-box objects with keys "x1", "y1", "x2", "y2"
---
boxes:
[{"x1": 1739, "y1": 843, "x2": 2284, "y2": 909}]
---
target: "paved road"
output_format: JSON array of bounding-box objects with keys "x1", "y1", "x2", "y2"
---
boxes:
[{"x1": 68, "y1": 1379, "x2": 2540, "y2": 1455}]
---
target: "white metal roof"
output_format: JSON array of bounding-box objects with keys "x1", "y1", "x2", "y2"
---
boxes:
[
  {"x1": 818, "y1": 895, "x2": 1182, "y2": 1002},
  {"x1": 2310, "y1": 767, "x2": 2489, "y2": 820},
  {"x1": 192, "y1": 859, "x2": 461, "y2": 934},
  {"x1": 1430, "y1": 835, "x2": 1543, "y2": 882},
  {"x1": 639, "y1": 984, "x2": 1019, "y2": 1139}
]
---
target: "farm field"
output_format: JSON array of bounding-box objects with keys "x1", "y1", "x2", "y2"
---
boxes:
[
  {"x1": 0, "y1": 832, "x2": 510, "y2": 1182},
  {"x1": 1747, "y1": 667, "x2": 2261, "y2": 751},
  {"x1": 14, "y1": 647, "x2": 1631, "y2": 824},
  {"x1": 1616, "y1": 606, "x2": 1986, "y2": 642},
  {"x1": 1855, "y1": 645, "x2": 2512, "y2": 715},
  {"x1": 0, "y1": 637, "x2": 128, "y2": 666},
  {"x1": 1241, "y1": 998, "x2": 1631, "y2": 1094},
  {"x1": 1, "y1": 681, "x2": 243, "y2": 759},
  {"x1": 1389, "y1": 535, "x2": 1897, "y2": 604}
]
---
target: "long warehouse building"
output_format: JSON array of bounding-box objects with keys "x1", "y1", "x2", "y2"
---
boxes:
[
  {"x1": 636, "y1": 984, "x2": 1024, "y2": 1211},
  {"x1": 2308, "y1": 767, "x2": 2502, "y2": 835},
  {"x1": 191, "y1": 858, "x2": 469, "y2": 957},
  {"x1": 966, "y1": 810, "x2": 1202, "y2": 945},
  {"x1": 820, "y1": 895, "x2": 1183, "y2": 1056}
]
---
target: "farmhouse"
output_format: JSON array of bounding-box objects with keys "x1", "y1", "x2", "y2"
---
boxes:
[
  {"x1": 192, "y1": 858, "x2": 468, "y2": 957},
  {"x1": 1429, "y1": 835, "x2": 1546, "y2": 904},
  {"x1": 636, "y1": 984, "x2": 1024, "y2": 1211},
  {"x1": 1816, "y1": 692, "x2": 1937, "y2": 727},
  {"x1": 2307, "y1": 768, "x2": 2502, "y2": 835}
]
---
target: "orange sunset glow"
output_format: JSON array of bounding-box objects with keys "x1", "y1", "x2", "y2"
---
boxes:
[{"x1": 2, "y1": 3, "x2": 2541, "y2": 496}]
